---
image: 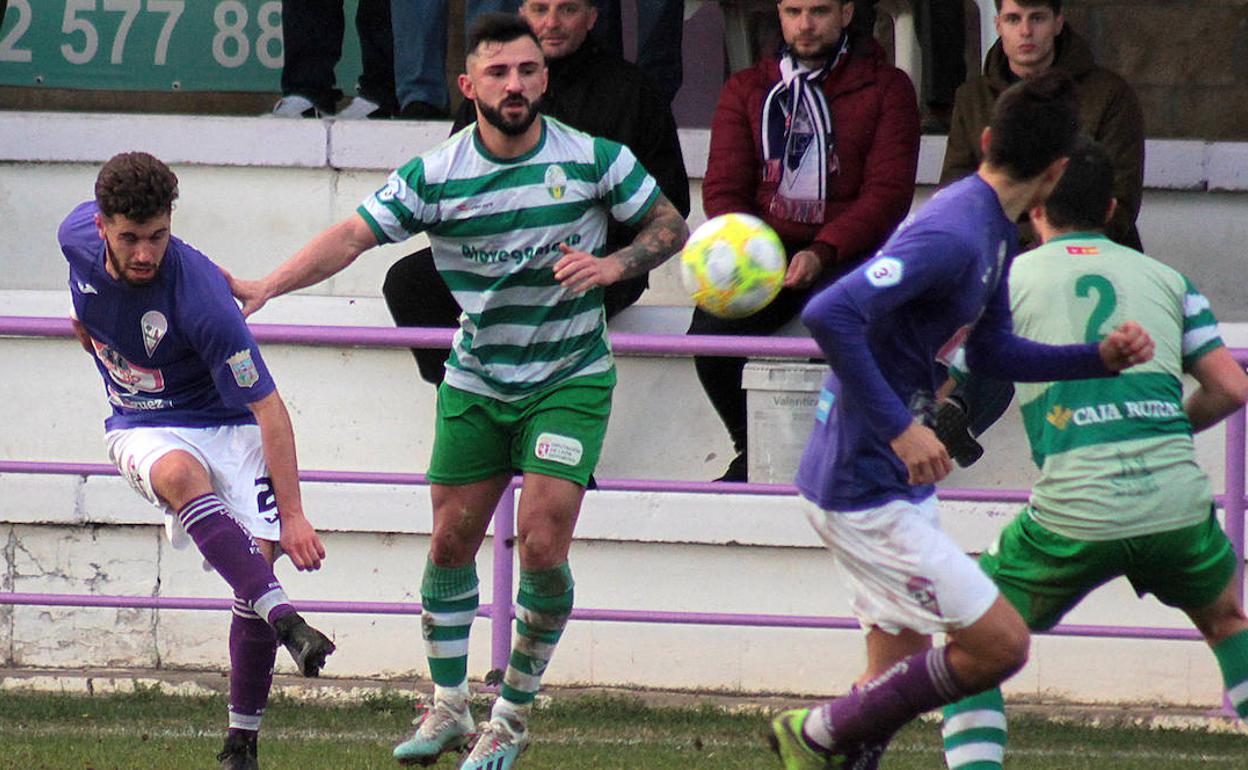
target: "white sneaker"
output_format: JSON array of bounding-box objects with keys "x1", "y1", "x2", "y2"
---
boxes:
[
  {"x1": 459, "y1": 716, "x2": 529, "y2": 770},
  {"x1": 393, "y1": 698, "x2": 475, "y2": 766},
  {"x1": 335, "y1": 95, "x2": 385, "y2": 119},
  {"x1": 270, "y1": 94, "x2": 321, "y2": 118}
]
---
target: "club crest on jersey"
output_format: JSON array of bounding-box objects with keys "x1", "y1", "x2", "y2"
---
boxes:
[
  {"x1": 227, "y1": 349, "x2": 260, "y2": 388},
  {"x1": 864, "y1": 256, "x2": 903, "y2": 288},
  {"x1": 544, "y1": 165, "x2": 568, "y2": 200},
  {"x1": 141, "y1": 311, "x2": 168, "y2": 357}
]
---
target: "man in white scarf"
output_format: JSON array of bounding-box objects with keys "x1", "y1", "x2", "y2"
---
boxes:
[{"x1": 691, "y1": 0, "x2": 921, "y2": 482}]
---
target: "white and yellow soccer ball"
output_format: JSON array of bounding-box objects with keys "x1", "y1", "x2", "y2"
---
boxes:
[{"x1": 680, "y1": 213, "x2": 787, "y2": 319}]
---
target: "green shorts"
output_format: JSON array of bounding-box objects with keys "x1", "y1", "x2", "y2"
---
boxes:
[
  {"x1": 426, "y1": 369, "x2": 614, "y2": 487},
  {"x1": 980, "y1": 506, "x2": 1236, "y2": 631}
]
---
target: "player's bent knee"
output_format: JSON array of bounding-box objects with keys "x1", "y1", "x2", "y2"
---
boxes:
[{"x1": 149, "y1": 450, "x2": 212, "y2": 508}]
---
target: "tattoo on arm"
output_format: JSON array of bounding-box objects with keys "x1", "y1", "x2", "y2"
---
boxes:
[{"x1": 612, "y1": 195, "x2": 689, "y2": 279}]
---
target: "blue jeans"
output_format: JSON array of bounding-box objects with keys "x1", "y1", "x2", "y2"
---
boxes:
[
  {"x1": 589, "y1": 0, "x2": 684, "y2": 102},
  {"x1": 390, "y1": 0, "x2": 519, "y2": 110}
]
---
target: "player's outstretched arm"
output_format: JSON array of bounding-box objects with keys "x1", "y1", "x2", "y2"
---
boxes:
[
  {"x1": 1185, "y1": 346, "x2": 1248, "y2": 433},
  {"x1": 227, "y1": 215, "x2": 379, "y2": 317},
  {"x1": 554, "y1": 194, "x2": 688, "y2": 294},
  {"x1": 248, "y1": 390, "x2": 326, "y2": 571},
  {"x1": 1098, "y1": 320, "x2": 1155, "y2": 371}
]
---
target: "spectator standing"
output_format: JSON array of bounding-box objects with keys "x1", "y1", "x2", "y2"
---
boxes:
[
  {"x1": 941, "y1": 0, "x2": 1144, "y2": 250},
  {"x1": 390, "y1": 0, "x2": 520, "y2": 119},
  {"x1": 589, "y1": 0, "x2": 685, "y2": 103},
  {"x1": 693, "y1": 0, "x2": 920, "y2": 481},
  {"x1": 274, "y1": 0, "x2": 399, "y2": 118},
  {"x1": 383, "y1": 0, "x2": 691, "y2": 386}
]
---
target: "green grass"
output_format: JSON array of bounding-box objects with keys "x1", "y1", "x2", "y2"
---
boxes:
[{"x1": 0, "y1": 687, "x2": 1244, "y2": 769}]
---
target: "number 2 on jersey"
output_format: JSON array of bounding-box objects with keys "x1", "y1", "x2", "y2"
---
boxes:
[{"x1": 1075, "y1": 274, "x2": 1117, "y2": 343}]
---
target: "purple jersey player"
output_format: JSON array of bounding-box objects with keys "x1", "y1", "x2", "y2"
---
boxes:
[
  {"x1": 62, "y1": 152, "x2": 336, "y2": 770},
  {"x1": 768, "y1": 73, "x2": 1155, "y2": 769}
]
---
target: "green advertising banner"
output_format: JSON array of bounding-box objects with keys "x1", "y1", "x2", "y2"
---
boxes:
[{"x1": 0, "y1": 0, "x2": 361, "y2": 92}]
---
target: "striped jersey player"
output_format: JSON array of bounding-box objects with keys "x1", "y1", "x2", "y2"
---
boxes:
[
  {"x1": 941, "y1": 138, "x2": 1248, "y2": 770},
  {"x1": 226, "y1": 15, "x2": 688, "y2": 770}
]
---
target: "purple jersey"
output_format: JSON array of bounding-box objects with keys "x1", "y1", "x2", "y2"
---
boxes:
[
  {"x1": 795, "y1": 175, "x2": 1107, "y2": 511},
  {"x1": 60, "y1": 201, "x2": 276, "y2": 431}
]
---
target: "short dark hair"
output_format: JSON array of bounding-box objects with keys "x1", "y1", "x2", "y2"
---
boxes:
[
  {"x1": 994, "y1": 0, "x2": 1061, "y2": 12},
  {"x1": 1042, "y1": 136, "x2": 1113, "y2": 231},
  {"x1": 986, "y1": 70, "x2": 1079, "y2": 181},
  {"x1": 466, "y1": 12, "x2": 541, "y2": 60},
  {"x1": 94, "y1": 152, "x2": 179, "y2": 221}
]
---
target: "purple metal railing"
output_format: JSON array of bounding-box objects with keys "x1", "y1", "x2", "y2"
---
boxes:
[{"x1": 0, "y1": 316, "x2": 1244, "y2": 675}]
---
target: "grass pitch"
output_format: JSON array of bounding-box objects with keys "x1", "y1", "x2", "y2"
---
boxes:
[{"x1": 0, "y1": 686, "x2": 1244, "y2": 769}]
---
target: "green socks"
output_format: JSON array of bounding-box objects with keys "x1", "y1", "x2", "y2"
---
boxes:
[
  {"x1": 942, "y1": 688, "x2": 1007, "y2": 769},
  {"x1": 500, "y1": 563, "x2": 574, "y2": 707},
  {"x1": 420, "y1": 559, "x2": 479, "y2": 688}
]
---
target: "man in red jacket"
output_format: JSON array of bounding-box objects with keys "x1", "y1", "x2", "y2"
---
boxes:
[{"x1": 691, "y1": 0, "x2": 920, "y2": 481}]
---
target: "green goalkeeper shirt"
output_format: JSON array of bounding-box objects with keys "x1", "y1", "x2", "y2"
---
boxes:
[{"x1": 1010, "y1": 232, "x2": 1223, "y2": 540}]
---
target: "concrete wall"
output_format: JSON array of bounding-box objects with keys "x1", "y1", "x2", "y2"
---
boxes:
[{"x1": 1, "y1": 112, "x2": 1246, "y2": 704}]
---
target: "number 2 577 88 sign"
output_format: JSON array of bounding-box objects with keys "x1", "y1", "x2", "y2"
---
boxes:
[{"x1": 0, "y1": 0, "x2": 358, "y2": 92}]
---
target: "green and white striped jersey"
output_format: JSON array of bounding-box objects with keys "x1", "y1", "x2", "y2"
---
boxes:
[
  {"x1": 1010, "y1": 232, "x2": 1223, "y2": 540},
  {"x1": 358, "y1": 116, "x2": 659, "y2": 401}
]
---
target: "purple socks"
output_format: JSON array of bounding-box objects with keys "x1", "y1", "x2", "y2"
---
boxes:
[
  {"x1": 815, "y1": 647, "x2": 965, "y2": 747},
  {"x1": 228, "y1": 601, "x2": 278, "y2": 731},
  {"x1": 177, "y1": 494, "x2": 295, "y2": 625}
]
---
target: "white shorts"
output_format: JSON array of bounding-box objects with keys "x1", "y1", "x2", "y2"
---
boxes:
[
  {"x1": 105, "y1": 424, "x2": 281, "y2": 551},
  {"x1": 805, "y1": 496, "x2": 998, "y2": 636}
]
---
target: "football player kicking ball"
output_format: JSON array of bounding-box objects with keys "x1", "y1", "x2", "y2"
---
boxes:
[
  {"x1": 60, "y1": 152, "x2": 335, "y2": 770},
  {"x1": 938, "y1": 140, "x2": 1248, "y2": 769},
  {"x1": 770, "y1": 72, "x2": 1155, "y2": 769}
]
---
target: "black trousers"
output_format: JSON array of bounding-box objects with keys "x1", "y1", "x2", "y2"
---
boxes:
[
  {"x1": 280, "y1": 0, "x2": 397, "y2": 112},
  {"x1": 383, "y1": 249, "x2": 649, "y2": 386},
  {"x1": 686, "y1": 285, "x2": 817, "y2": 453}
]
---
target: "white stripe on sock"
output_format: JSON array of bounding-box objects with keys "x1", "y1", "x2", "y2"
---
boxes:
[
  {"x1": 426, "y1": 638, "x2": 471, "y2": 658},
  {"x1": 426, "y1": 609, "x2": 477, "y2": 626},
  {"x1": 252, "y1": 588, "x2": 289, "y2": 624},
  {"x1": 943, "y1": 708, "x2": 1008, "y2": 737},
  {"x1": 946, "y1": 742, "x2": 1005, "y2": 767},
  {"x1": 503, "y1": 668, "x2": 542, "y2": 694},
  {"x1": 515, "y1": 605, "x2": 568, "y2": 631},
  {"x1": 228, "y1": 710, "x2": 264, "y2": 731}
]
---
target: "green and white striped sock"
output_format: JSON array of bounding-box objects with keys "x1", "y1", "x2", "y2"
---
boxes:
[
  {"x1": 1214, "y1": 628, "x2": 1248, "y2": 719},
  {"x1": 942, "y1": 688, "x2": 1007, "y2": 769},
  {"x1": 500, "y1": 563, "x2": 573, "y2": 707},
  {"x1": 420, "y1": 558, "x2": 479, "y2": 689}
]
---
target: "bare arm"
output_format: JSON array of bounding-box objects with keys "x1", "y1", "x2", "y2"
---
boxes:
[
  {"x1": 228, "y1": 214, "x2": 379, "y2": 317},
  {"x1": 1185, "y1": 346, "x2": 1248, "y2": 433},
  {"x1": 553, "y1": 194, "x2": 689, "y2": 293},
  {"x1": 248, "y1": 389, "x2": 325, "y2": 570}
]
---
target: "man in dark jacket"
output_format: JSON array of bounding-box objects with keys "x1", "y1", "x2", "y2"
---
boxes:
[
  {"x1": 693, "y1": 0, "x2": 920, "y2": 481},
  {"x1": 933, "y1": 0, "x2": 1146, "y2": 452},
  {"x1": 941, "y1": 0, "x2": 1144, "y2": 250},
  {"x1": 382, "y1": 0, "x2": 690, "y2": 385}
]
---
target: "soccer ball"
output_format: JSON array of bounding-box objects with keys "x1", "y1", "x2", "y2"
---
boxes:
[{"x1": 680, "y1": 213, "x2": 787, "y2": 319}]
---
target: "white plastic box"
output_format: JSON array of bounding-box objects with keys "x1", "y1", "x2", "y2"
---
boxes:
[{"x1": 742, "y1": 361, "x2": 827, "y2": 483}]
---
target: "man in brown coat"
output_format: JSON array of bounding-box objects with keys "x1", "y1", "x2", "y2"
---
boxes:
[{"x1": 940, "y1": 0, "x2": 1144, "y2": 250}]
